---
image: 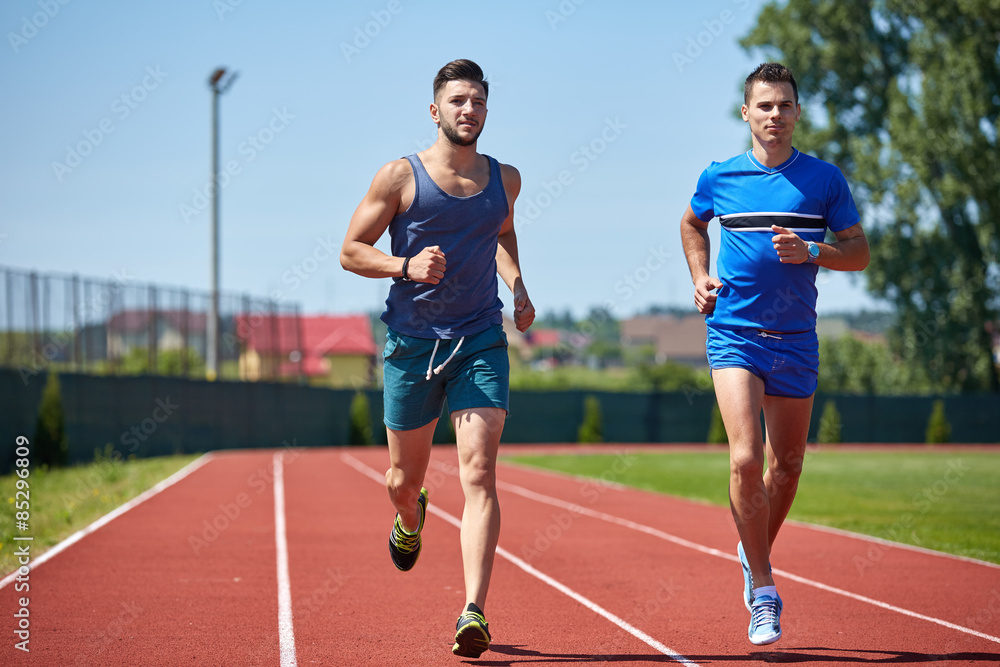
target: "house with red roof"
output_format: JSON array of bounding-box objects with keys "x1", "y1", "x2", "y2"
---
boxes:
[{"x1": 236, "y1": 313, "x2": 376, "y2": 386}]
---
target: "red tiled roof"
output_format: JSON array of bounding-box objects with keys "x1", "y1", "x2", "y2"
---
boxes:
[
  {"x1": 525, "y1": 328, "x2": 562, "y2": 347},
  {"x1": 235, "y1": 313, "x2": 376, "y2": 357}
]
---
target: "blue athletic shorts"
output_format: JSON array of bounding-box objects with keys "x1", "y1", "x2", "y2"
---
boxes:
[
  {"x1": 705, "y1": 325, "x2": 819, "y2": 398},
  {"x1": 382, "y1": 324, "x2": 510, "y2": 431}
]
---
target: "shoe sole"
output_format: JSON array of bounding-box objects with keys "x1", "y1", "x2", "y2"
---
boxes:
[
  {"x1": 749, "y1": 629, "x2": 782, "y2": 645},
  {"x1": 452, "y1": 623, "x2": 490, "y2": 658}
]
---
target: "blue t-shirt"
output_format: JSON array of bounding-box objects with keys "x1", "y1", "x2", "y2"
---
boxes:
[{"x1": 690, "y1": 148, "x2": 860, "y2": 333}]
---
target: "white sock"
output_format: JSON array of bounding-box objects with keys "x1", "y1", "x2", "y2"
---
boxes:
[{"x1": 753, "y1": 585, "x2": 778, "y2": 601}]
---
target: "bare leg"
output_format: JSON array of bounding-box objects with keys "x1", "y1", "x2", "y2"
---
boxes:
[
  {"x1": 712, "y1": 368, "x2": 774, "y2": 588},
  {"x1": 385, "y1": 420, "x2": 436, "y2": 532},
  {"x1": 762, "y1": 393, "x2": 814, "y2": 548},
  {"x1": 452, "y1": 407, "x2": 506, "y2": 610}
]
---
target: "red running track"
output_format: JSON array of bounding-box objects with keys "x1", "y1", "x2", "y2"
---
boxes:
[{"x1": 2, "y1": 445, "x2": 999, "y2": 666}]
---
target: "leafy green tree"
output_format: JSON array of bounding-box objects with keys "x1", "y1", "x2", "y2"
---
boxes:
[
  {"x1": 34, "y1": 372, "x2": 68, "y2": 467},
  {"x1": 818, "y1": 335, "x2": 933, "y2": 394},
  {"x1": 631, "y1": 359, "x2": 709, "y2": 392},
  {"x1": 742, "y1": 0, "x2": 1000, "y2": 392}
]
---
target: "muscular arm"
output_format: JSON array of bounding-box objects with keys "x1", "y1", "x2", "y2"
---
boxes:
[
  {"x1": 680, "y1": 204, "x2": 723, "y2": 314},
  {"x1": 816, "y1": 223, "x2": 870, "y2": 271},
  {"x1": 770, "y1": 222, "x2": 870, "y2": 271},
  {"x1": 496, "y1": 164, "x2": 534, "y2": 332},
  {"x1": 340, "y1": 159, "x2": 446, "y2": 283}
]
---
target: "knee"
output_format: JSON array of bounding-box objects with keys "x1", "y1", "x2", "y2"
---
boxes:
[
  {"x1": 730, "y1": 449, "x2": 765, "y2": 481},
  {"x1": 460, "y1": 457, "x2": 496, "y2": 495},
  {"x1": 385, "y1": 468, "x2": 421, "y2": 503},
  {"x1": 770, "y1": 453, "x2": 804, "y2": 485}
]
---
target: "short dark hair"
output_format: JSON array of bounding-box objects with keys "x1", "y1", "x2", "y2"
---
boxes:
[
  {"x1": 744, "y1": 62, "x2": 798, "y2": 105},
  {"x1": 433, "y1": 59, "x2": 488, "y2": 102}
]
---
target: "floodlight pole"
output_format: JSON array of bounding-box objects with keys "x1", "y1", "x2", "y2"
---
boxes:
[{"x1": 207, "y1": 67, "x2": 237, "y2": 381}]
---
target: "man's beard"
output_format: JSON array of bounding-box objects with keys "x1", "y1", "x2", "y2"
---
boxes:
[{"x1": 441, "y1": 119, "x2": 483, "y2": 147}]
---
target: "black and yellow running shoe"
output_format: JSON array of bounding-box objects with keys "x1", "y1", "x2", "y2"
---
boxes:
[
  {"x1": 452, "y1": 604, "x2": 491, "y2": 658},
  {"x1": 388, "y1": 487, "x2": 427, "y2": 571}
]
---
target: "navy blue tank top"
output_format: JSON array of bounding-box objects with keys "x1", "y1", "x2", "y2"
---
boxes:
[{"x1": 381, "y1": 153, "x2": 508, "y2": 338}]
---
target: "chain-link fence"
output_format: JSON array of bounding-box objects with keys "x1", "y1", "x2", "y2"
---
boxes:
[{"x1": 1, "y1": 265, "x2": 303, "y2": 382}]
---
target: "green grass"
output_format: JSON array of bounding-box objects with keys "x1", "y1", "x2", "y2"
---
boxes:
[
  {"x1": 0, "y1": 453, "x2": 201, "y2": 577},
  {"x1": 503, "y1": 447, "x2": 1000, "y2": 564}
]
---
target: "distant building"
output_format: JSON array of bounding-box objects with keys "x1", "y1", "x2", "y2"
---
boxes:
[
  {"x1": 107, "y1": 310, "x2": 208, "y2": 359},
  {"x1": 620, "y1": 314, "x2": 708, "y2": 367},
  {"x1": 236, "y1": 313, "x2": 376, "y2": 386}
]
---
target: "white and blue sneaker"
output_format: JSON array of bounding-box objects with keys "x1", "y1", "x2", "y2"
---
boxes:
[
  {"x1": 748, "y1": 593, "x2": 783, "y2": 645},
  {"x1": 737, "y1": 541, "x2": 753, "y2": 611},
  {"x1": 737, "y1": 541, "x2": 773, "y2": 611}
]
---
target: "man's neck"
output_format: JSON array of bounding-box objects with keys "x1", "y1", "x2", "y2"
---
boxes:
[
  {"x1": 751, "y1": 140, "x2": 794, "y2": 169},
  {"x1": 425, "y1": 137, "x2": 481, "y2": 174}
]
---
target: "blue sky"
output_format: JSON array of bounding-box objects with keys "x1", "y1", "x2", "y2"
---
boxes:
[{"x1": 1, "y1": 0, "x2": 883, "y2": 322}]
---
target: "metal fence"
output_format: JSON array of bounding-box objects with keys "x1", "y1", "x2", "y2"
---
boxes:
[{"x1": 0, "y1": 265, "x2": 303, "y2": 382}]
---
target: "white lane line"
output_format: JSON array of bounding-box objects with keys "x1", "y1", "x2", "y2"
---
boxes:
[
  {"x1": 784, "y1": 519, "x2": 1000, "y2": 570},
  {"x1": 459, "y1": 462, "x2": 1000, "y2": 646},
  {"x1": 0, "y1": 453, "x2": 215, "y2": 590},
  {"x1": 273, "y1": 451, "x2": 298, "y2": 667},
  {"x1": 340, "y1": 453, "x2": 698, "y2": 666}
]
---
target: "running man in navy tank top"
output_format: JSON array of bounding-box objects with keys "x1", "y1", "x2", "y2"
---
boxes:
[
  {"x1": 340, "y1": 59, "x2": 533, "y2": 659},
  {"x1": 680, "y1": 63, "x2": 870, "y2": 646}
]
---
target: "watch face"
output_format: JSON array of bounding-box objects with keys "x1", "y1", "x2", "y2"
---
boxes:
[{"x1": 808, "y1": 243, "x2": 820, "y2": 260}]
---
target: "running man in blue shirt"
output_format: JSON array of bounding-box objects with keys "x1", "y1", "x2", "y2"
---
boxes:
[
  {"x1": 680, "y1": 62, "x2": 870, "y2": 646},
  {"x1": 340, "y1": 59, "x2": 534, "y2": 659}
]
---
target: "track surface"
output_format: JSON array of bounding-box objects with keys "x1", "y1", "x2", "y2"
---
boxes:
[{"x1": 2, "y1": 445, "x2": 999, "y2": 666}]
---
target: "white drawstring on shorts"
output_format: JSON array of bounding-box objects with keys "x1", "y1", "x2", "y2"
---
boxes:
[{"x1": 425, "y1": 336, "x2": 465, "y2": 380}]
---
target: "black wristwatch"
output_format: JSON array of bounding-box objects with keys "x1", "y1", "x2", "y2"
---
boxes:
[{"x1": 401, "y1": 256, "x2": 412, "y2": 281}]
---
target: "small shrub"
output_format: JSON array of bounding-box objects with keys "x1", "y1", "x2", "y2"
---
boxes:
[
  {"x1": 925, "y1": 399, "x2": 951, "y2": 444},
  {"x1": 707, "y1": 400, "x2": 728, "y2": 444},
  {"x1": 348, "y1": 391, "x2": 374, "y2": 445},
  {"x1": 577, "y1": 395, "x2": 603, "y2": 443},
  {"x1": 34, "y1": 372, "x2": 68, "y2": 467},
  {"x1": 817, "y1": 399, "x2": 842, "y2": 444}
]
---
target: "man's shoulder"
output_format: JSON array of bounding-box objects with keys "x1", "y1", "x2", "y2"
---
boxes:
[
  {"x1": 373, "y1": 157, "x2": 415, "y2": 190},
  {"x1": 487, "y1": 155, "x2": 520, "y2": 194},
  {"x1": 702, "y1": 151, "x2": 753, "y2": 175},
  {"x1": 793, "y1": 150, "x2": 843, "y2": 175}
]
